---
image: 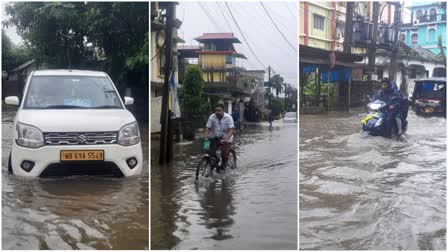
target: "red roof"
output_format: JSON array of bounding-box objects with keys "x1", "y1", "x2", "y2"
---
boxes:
[{"x1": 195, "y1": 33, "x2": 241, "y2": 43}]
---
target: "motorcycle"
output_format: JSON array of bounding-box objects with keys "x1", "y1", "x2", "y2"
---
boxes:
[{"x1": 361, "y1": 97, "x2": 407, "y2": 139}]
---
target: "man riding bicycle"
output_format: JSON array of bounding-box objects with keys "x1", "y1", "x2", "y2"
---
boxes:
[{"x1": 204, "y1": 103, "x2": 234, "y2": 172}]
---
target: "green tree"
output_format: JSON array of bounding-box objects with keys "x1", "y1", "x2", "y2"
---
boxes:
[
  {"x1": 180, "y1": 65, "x2": 210, "y2": 118},
  {"x1": 4, "y1": 2, "x2": 149, "y2": 121},
  {"x1": 2, "y1": 31, "x2": 32, "y2": 71},
  {"x1": 4, "y1": 2, "x2": 148, "y2": 85},
  {"x1": 271, "y1": 97, "x2": 284, "y2": 118},
  {"x1": 271, "y1": 74, "x2": 284, "y2": 97}
]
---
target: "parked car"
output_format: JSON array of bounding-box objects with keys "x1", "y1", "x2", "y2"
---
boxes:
[
  {"x1": 283, "y1": 112, "x2": 297, "y2": 123},
  {"x1": 411, "y1": 77, "x2": 446, "y2": 115},
  {"x1": 5, "y1": 70, "x2": 143, "y2": 178}
]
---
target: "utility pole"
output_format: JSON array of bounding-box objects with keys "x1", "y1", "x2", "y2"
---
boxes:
[
  {"x1": 268, "y1": 66, "x2": 272, "y2": 125},
  {"x1": 343, "y1": 2, "x2": 354, "y2": 54},
  {"x1": 389, "y1": 3, "x2": 402, "y2": 83},
  {"x1": 159, "y1": 3, "x2": 175, "y2": 165},
  {"x1": 368, "y1": 2, "x2": 380, "y2": 81}
]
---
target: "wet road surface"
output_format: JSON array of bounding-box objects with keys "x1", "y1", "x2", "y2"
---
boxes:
[
  {"x1": 151, "y1": 122, "x2": 297, "y2": 249},
  {"x1": 300, "y1": 109, "x2": 446, "y2": 250},
  {"x1": 2, "y1": 108, "x2": 149, "y2": 249}
]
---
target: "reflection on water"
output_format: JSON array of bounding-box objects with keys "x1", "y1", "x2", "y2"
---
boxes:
[
  {"x1": 151, "y1": 122, "x2": 297, "y2": 250},
  {"x1": 2, "y1": 109, "x2": 149, "y2": 249},
  {"x1": 300, "y1": 109, "x2": 446, "y2": 250}
]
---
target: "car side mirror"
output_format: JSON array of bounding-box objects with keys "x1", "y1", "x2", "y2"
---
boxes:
[
  {"x1": 124, "y1": 96, "x2": 134, "y2": 106},
  {"x1": 5, "y1": 96, "x2": 19, "y2": 106}
]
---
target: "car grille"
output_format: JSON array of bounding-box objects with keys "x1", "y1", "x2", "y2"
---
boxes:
[
  {"x1": 44, "y1": 132, "x2": 118, "y2": 145},
  {"x1": 40, "y1": 162, "x2": 124, "y2": 177}
]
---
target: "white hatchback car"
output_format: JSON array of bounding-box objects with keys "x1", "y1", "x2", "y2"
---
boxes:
[
  {"x1": 5, "y1": 70, "x2": 143, "y2": 178},
  {"x1": 283, "y1": 112, "x2": 297, "y2": 123}
]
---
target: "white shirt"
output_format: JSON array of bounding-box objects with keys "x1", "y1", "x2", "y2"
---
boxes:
[{"x1": 206, "y1": 112, "x2": 234, "y2": 142}]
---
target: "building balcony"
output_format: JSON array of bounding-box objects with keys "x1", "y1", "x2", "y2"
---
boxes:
[
  {"x1": 202, "y1": 67, "x2": 252, "y2": 96},
  {"x1": 412, "y1": 14, "x2": 446, "y2": 24}
]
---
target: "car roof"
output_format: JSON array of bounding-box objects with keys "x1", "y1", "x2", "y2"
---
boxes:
[
  {"x1": 414, "y1": 77, "x2": 446, "y2": 83},
  {"x1": 32, "y1": 69, "x2": 108, "y2": 77}
]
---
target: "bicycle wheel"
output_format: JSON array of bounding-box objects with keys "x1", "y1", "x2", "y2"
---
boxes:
[
  {"x1": 228, "y1": 150, "x2": 237, "y2": 169},
  {"x1": 196, "y1": 157, "x2": 212, "y2": 180}
]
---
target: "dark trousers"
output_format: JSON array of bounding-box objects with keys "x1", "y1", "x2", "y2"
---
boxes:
[{"x1": 208, "y1": 137, "x2": 231, "y2": 164}]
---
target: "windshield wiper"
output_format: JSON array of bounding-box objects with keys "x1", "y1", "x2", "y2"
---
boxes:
[
  {"x1": 91, "y1": 105, "x2": 122, "y2": 109},
  {"x1": 45, "y1": 105, "x2": 88, "y2": 109}
]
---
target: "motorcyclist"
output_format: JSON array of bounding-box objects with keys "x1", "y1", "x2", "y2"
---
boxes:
[{"x1": 374, "y1": 78, "x2": 406, "y2": 136}]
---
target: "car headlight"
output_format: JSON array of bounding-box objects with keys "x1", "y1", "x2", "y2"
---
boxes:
[
  {"x1": 118, "y1": 122, "x2": 140, "y2": 146},
  {"x1": 16, "y1": 122, "x2": 44, "y2": 148}
]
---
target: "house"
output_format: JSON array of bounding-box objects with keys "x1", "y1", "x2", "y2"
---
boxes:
[
  {"x1": 2, "y1": 59, "x2": 41, "y2": 99},
  {"x1": 299, "y1": 1, "x2": 445, "y2": 111},
  {"x1": 193, "y1": 32, "x2": 251, "y2": 113},
  {"x1": 240, "y1": 69, "x2": 266, "y2": 113},
  {"x1": 299, "y1": 2, "x2": 396, "y2": 55},
  {"x1": 400, "y1": 2, "x2": 446, "y2": 55}
]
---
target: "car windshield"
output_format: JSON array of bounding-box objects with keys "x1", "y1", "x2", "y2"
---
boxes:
[
  {"x1": 23, "y1": 76, "x2": 123, "y2": 109},
  {"x1": 285, "y1": 112, "x2": 296, "y2": 118}
]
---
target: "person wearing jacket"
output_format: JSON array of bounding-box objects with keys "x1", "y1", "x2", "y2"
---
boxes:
[{"x1": 374, "y1": 78, "x2": 406, "y2": 136}]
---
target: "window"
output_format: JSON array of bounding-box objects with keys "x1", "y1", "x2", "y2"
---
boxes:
[
  {"x1": 377, "y1": 69, "x2": 383, "y2": 79},
  {"x1": 433, "y1": 67, "x2": 446, "y2": 77},
  {"x1": 225, "y1": 55, "x2": 233, "y2": 64},
  {"x1": 313, "y1": 14, "x2": 325, "y2": 31},
  {"x1": 336, "y1": 21, "x2": 345, "y2": 39},
  {"x1": 428, "y1": 28, "x2": 436, "y2": 42},
  {"x1": 430, "y1": 8, "x2": 437, "y2": 22},
  {"x1": 411, "y1": 33, "x2": 418, "y2": 44},
  {"x1": 400, "y1": 34, "x2": 406, "y2": 42},
  {"x1": 410, "y1": 68, "x2": 417, "y2": 78},
  {"x1": 204, "y1": 42, "x2": 216, "y2": 51},
  {"x1": 416, "y1": 9, "x2": 423, "y2": 21}
]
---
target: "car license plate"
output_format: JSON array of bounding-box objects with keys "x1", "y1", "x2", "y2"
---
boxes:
[
  {"x1": 60, "y1": 150, "x2": 104, "y2": 161},
  {"x1": 425, "y1": 107, "x2": 434, "y2": 113}
]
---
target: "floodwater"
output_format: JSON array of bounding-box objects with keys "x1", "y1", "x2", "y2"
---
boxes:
[
  {"x1": 151, "y1": 122, "x2": 297, "y2": 249},
  {"x1": 1, "y1": 108, "x2": 149, "y2": 250},
  {"x1": 300, "y1": 109, "x2": 446, "y2": 250}
]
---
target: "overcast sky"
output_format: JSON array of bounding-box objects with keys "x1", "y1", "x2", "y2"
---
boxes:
[
  {"x1": 178, "y1": 1, "x2": 297, "y2": 86},
  {"x1": 1, "y1": 2, "x2": 24, "y2": 45}
]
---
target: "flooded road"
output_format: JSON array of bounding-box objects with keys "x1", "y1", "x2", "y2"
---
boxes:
[
  {"x1": 1, "y1": 108, "x2": 149, "y2": 250},
  {"x1": 300, "y1": 109, "x2": 446, "y2": 250},
  {"x1": 151, "y1": 122, "x2": 297, "y2": 249}
]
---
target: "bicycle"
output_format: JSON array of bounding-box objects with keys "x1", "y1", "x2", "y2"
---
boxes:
[{"x1": 195, "y1": 138, "x2": 237, "y2": 180}]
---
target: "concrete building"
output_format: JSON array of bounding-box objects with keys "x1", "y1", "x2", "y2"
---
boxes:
[
  {"x1": 400, "y1": 2, "x2": 446, "y2": 55},
  {"x1": 299, "y1": 1, "x2": 445, "y2": 111},
  {"x1": 299, "y1": 2, "x2": 396, "y2": 55},
  {"x1": 177, "y1": 33, "x2": 253, "y2": 114},
  {"x1": 241, "y1": 70, "x2": 265, "y2": 109}
]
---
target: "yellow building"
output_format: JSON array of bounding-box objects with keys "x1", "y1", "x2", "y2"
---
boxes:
[
  {"x1": 299, "y1": 2, "x2": 396, "y2": 55},
  {"x1": 194, "y1": 33, "x2": 246, "y2": 84}
]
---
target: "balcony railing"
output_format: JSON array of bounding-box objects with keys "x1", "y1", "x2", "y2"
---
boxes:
[
  {"x1": 414, "y1": 14, "x2": 446, "y2": 24},
  {"x1": 201, "y1": 67, "x2": 251, "y2": 94}
]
